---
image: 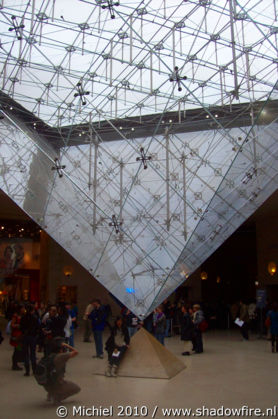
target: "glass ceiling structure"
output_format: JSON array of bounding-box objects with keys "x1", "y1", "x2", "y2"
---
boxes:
[
  {"x1": 0, "y1": 0, "x2": 277, "y2": 126},
  {"x1": 0, "y1": 1, "x2": 278, "y2": 317}
]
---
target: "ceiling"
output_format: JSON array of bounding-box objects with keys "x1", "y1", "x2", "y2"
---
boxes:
[{"x1": 0, "y1": 0, "x2": 277, "y2": 131}]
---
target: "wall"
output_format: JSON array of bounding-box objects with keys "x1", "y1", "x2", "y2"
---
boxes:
[
  {"x1": 256, "y1": 215, "x2": 278, "y2": 300},
  {"x1": 46, "y1": 236, "x2": 121, "y2": 317}
]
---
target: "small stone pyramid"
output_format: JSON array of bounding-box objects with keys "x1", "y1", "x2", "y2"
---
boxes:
[{"x1": 117, "y1": 328, "x2": 186, "y2": 379}]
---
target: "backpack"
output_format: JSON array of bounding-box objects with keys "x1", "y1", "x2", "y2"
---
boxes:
[{"x1": 34, "y1": 354, "x2": 58, "y2": 386}]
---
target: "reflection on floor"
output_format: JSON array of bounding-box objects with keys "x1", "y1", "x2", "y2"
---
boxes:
[{"x1": 0, "y1": 328, "x2": 276, "y2": 419}]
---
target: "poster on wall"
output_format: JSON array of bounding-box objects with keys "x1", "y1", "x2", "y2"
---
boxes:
[{"x1": 0, "y1": 238, "x2": 40, "y2": 282}]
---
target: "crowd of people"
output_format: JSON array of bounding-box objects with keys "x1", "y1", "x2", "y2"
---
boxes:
[
  {"x1": 3, "y1": 300, "x2": 80, "y2": 403},
  {"x1": 82, "y1": 299, "x2": 207, "y2": 363},
  {"x1": 1, "y1": 296, "x2": 278, "y2": 404}
]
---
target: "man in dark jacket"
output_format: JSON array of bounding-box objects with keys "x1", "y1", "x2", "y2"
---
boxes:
[
  {"x1": 20, "y1": 304, "x2": 40, "y2": 376},
  {"x1": 42, "y1": 305, "x2": 66, "y2": 356},
  {"x1": 89, "y1": 299, "x2": 107, "y2": 359}
]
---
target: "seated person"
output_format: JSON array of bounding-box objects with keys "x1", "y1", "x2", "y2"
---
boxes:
[{"x1": 105, "y1": 317, "x2": 130, "y2": 377}]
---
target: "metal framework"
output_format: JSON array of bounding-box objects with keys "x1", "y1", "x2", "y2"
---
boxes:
[{"x1": 0, "y1": 0, "x2": 278, "y2": 317}]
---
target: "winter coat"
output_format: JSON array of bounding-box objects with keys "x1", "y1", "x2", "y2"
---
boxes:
[
  {"x1": 105, "y1": 325, "x2": 130, "y2": 354},
  {"x1": 20, "y1": 313, "x2": 40, "y2": 337},
  {"x1": 89, "y1": 306, "x2": 107, "y2": 331}
]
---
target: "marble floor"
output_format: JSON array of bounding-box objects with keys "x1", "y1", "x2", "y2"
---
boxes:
[{"x1": 0, "y1": 327, "x2": 277, "y2": 419}]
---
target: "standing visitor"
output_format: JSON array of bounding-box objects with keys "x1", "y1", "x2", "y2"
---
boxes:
[
  {"x1": 266, "y1": 302, "x2": 278, "y2": 352},
  {"x1": 153, "y1": 306, "x2": 166, "y2": 345},
  {"x1": 180, "y1": 305, "x2": 194, "y2": 356},
  {"x1": 83, "y1": 300, "x2": 94, "y2": 342},
  {"x1": 10, "y1": 304, "x2": 25, "y2": 370},
  {"x1": 124, "y1": 308, "x2": 139, "y2": 338},
  {"x1": 20, "y1": 304, "x2": 40, "y2": 376},
  {"x1": 192, "y1": 304, "x2": 204, "y2": 353},
  {"x1": 89, "y1": 299, "x2": 107, "y2": 359}
]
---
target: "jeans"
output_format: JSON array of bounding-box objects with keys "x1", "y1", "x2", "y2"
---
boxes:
[
  {"x1": 23, "y1": 335, "x2": 37, "y2": 373},
  {"x1": 93, "y1": 330, "x2": 103, "y2": 356},
  {"x1": 69, "y1": 331, "x2": 74, "y2": 347},
  {"x1": 165, "y1": 319, "x2": 171, "y2": 337},
  {"x1": 128, "y1": 327, "x2": 137, "y2": 338},
  {"x1": 155, "y1": 333, "x2": 165, "y2": 346}
]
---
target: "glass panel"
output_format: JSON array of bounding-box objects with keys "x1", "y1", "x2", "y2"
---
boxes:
[
  {"x1": 0, "y1": 105, "x2": 277, "y2": 317},
  {"x1": 0, "y1": 1, "x2": 277, "y2": 126}
]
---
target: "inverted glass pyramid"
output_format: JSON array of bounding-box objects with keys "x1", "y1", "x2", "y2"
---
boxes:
[
  {"x1": 1, "y1": 103, "x2": 278, "y2": 317},
  {"x1": 0, "y1": 0, "x2": 278, "y2": 317}
]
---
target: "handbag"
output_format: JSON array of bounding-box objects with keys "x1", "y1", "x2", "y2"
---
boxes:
[
  {"x1": 265, "y1": 317, "x2": 271, "y2": 328},
  {"x1": 198, "y1": 319, "x2": 208, "y2": 333}
]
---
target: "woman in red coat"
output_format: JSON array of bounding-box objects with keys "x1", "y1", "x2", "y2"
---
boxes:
[{"x1": 10, "y1": 304, "x2": 25, "y2": 370}]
